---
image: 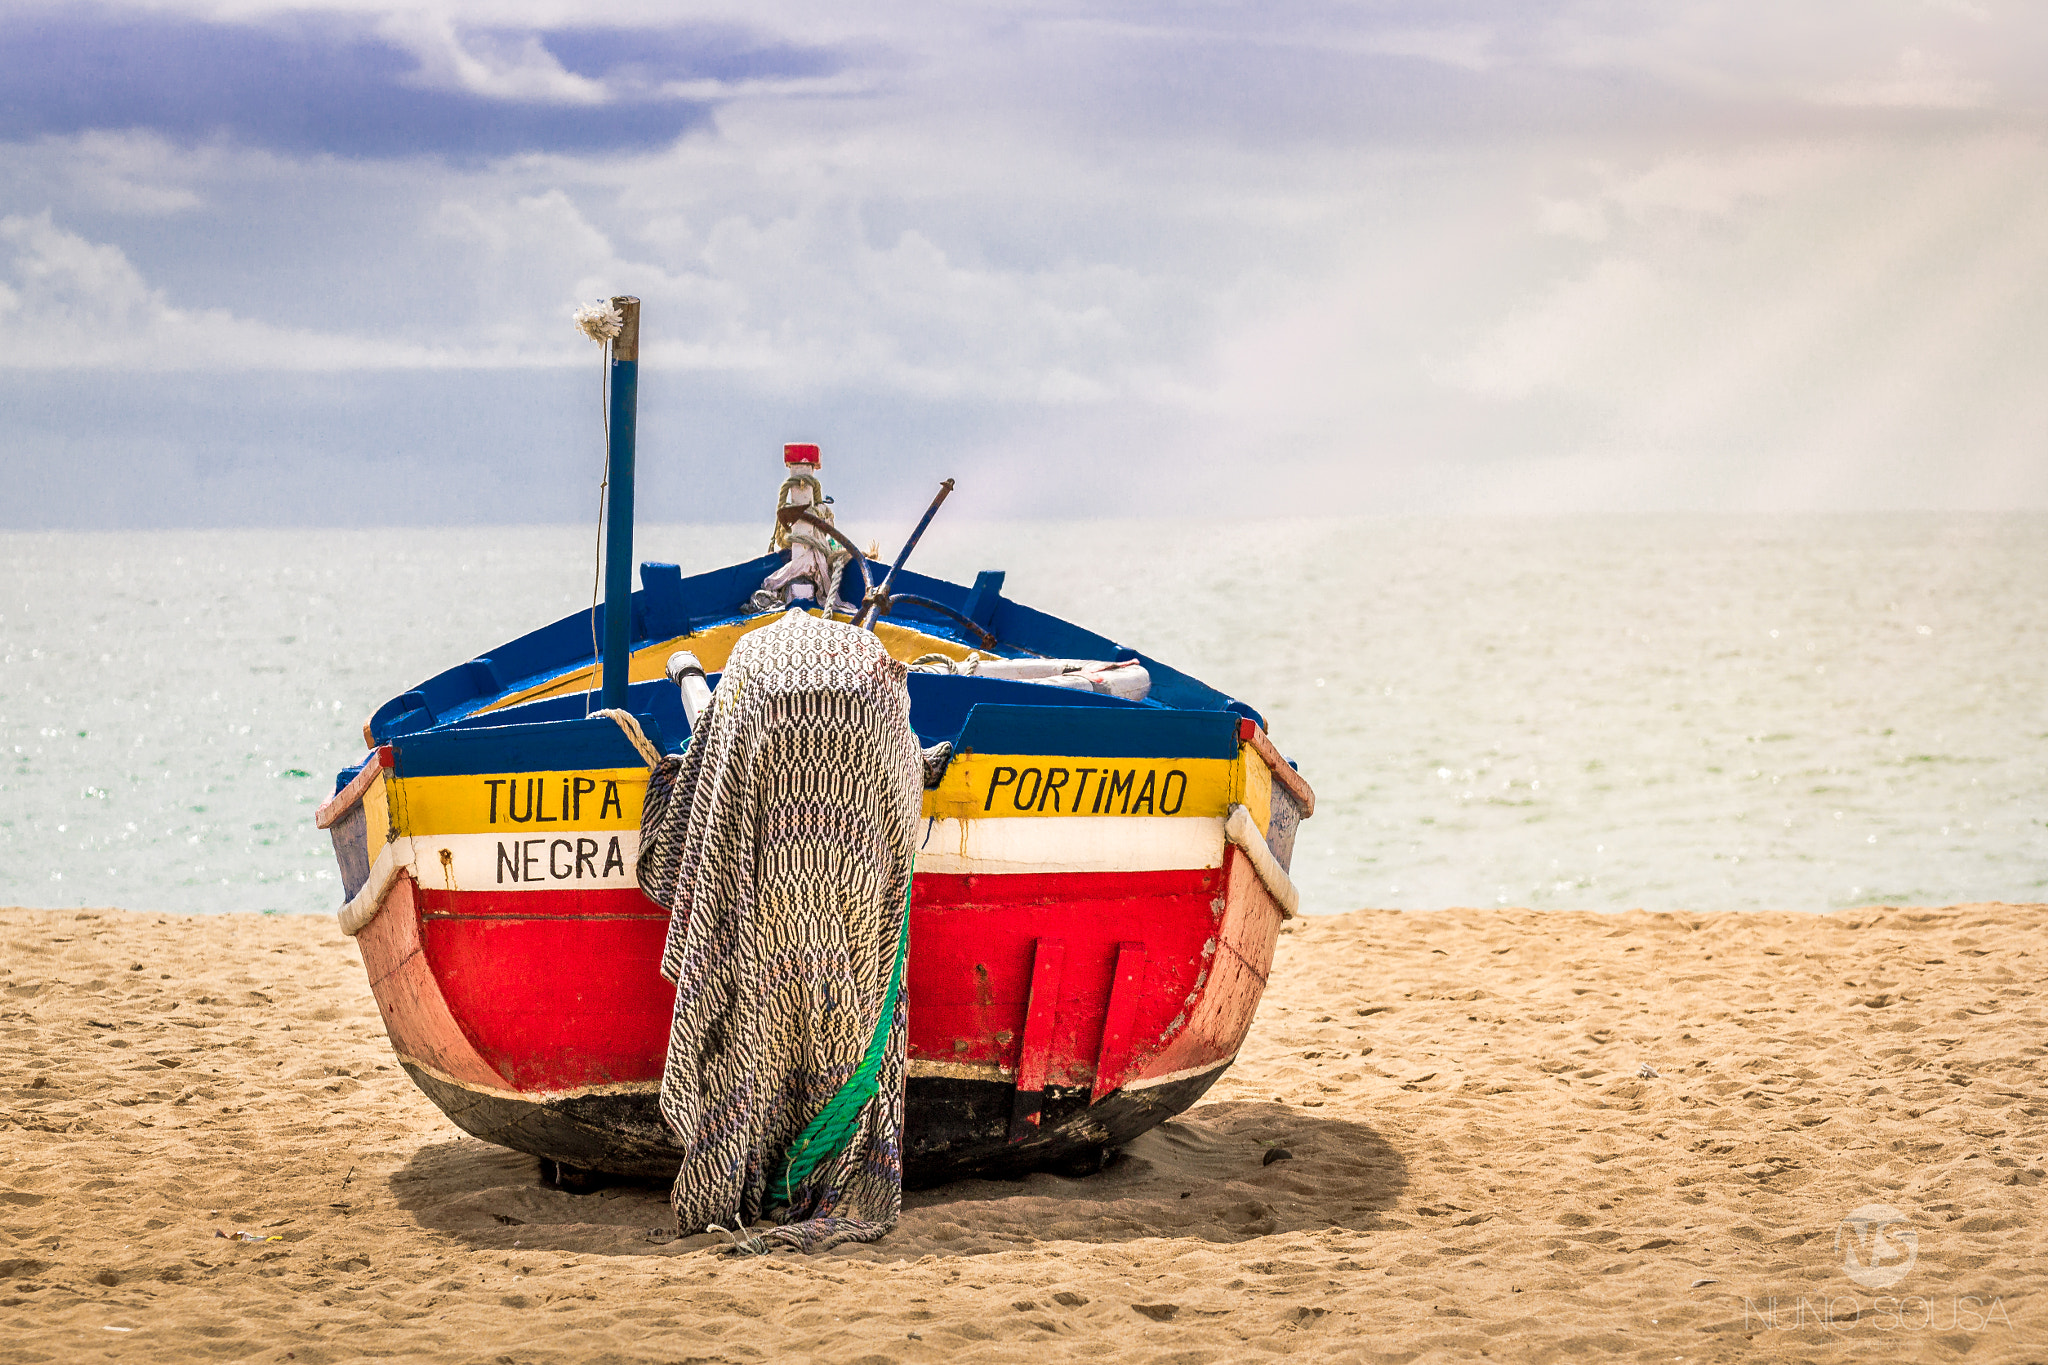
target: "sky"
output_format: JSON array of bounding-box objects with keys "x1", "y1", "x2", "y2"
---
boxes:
[{"x1": 2, "y1": 1, "x2": 2045, "y2": 528}]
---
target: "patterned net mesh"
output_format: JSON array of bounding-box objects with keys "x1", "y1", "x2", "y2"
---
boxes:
[{"x1": 638, "y1": 609, "x2": 920, "y2": 1252}]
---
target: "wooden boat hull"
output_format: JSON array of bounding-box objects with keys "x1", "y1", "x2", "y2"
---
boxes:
[
  {"x1": 323, "y1": 567, "x2": 1310, "y2": 1184},
  {"x1": 358, "y1": 851, "x2": 1281, "y2": 1184}
]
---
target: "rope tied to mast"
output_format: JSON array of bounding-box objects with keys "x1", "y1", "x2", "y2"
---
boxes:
[
  {"x1": 573, "y1": 300, "x2": 625, "y2": 343},
  {"x1": 575, "y1": 298, "x2": 621, "y2": 718}
]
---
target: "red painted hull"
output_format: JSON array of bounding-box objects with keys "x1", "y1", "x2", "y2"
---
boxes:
[
  {"x1": 327, "y1": 562, "x2": 1314, "y2": 1182},
  {"x1": 353, "y1": 847, "x2": 1285, "y2": 1181}
]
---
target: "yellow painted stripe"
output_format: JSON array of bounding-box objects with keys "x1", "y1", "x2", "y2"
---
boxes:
[
  {"x1": 924, "y1": 754, "x2": 1245, "y2": 821},
  {"x1": 381, "y1": 753, "x2": 1271, "y2": 847},
  {"x1": 378, "y1": 743, "x2": 1271, "y2": 844},
  {"x1": 387, "y1": 768, "x2": 648, "y2": 837},
  {"x1": 1239, "y1": 747, "x2": 1273, "y2": 836},
  {"x1": 477, "y1": 612, "x2": 978, "y2": 715},
  {"x1": 363, "y1": 768, "x2": 391, "y2": 862}
]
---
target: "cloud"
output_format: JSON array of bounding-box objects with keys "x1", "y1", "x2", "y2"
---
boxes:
[
  {"x1": 1437, "y1": 257, "x2": 1666, "y2": 402},
  {"x1": 15, "y1": 130, "x2": 211, "y2": 216},
  {"x1": 1425, "y1": 135, "x2": 2048, "y2": 507},
  {"x1": 4, "y1": 2, "x2": 2048, "y2": 524},
  {"x1": 1809, "y1": 47, "x2": 1991, "y2": 110},
  {"x1": 0, "y1": 181, "x2": 1204, "y2": 403},
  {"x1": 0, "y1": 210, "x2": 556, "y2": 368},
  {"x1": 424, "y1": 177, "x2": 1204, "y2": 401},
  {"x1": 0, "y1": 8, "x2": 863, "y2": 158},
  {"x1": 5, "y1": 2, "x2": 2039, "y2": 171},
  {"x1": 376, "y1": 14, "x2": 612, "y2": 105}
]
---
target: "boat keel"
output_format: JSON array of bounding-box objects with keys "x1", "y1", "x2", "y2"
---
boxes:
[{"x1": 401, "y1": 1061, "x2": 1230, "y2": 1188}]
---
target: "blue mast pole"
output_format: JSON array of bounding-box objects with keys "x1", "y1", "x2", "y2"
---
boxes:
[{"x1": 601, "y1": 296, "x2": 640, "y2": 712}]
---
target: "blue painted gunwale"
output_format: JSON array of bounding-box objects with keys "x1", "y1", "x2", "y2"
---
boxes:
[
  {"x1": 339, "y1": 556, "x2": 1259, "y2": 791},
  {"x1": 366, "y1": 556, "x2": 1261, "y2": 744},
  {"x1": 380, "y1": 715, "x2": 667, "y2": 780}
]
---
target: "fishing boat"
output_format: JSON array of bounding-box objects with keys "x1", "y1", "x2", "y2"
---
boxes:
[{"x1": 316, "y1": 298, "x2": 1314, "y2": 1185}]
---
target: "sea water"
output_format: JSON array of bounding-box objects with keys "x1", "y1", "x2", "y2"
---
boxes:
[{"x1": 2, "y1": 515, "x2": 2043, "y2": 917}]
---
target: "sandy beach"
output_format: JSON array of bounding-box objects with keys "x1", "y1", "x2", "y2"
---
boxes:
[{"x1": 2, "y1": 901, "x2": 2041, "y2": 1363}]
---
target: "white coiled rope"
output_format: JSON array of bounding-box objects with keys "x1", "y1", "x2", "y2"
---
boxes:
[{"x1": 573, "y1": 299, "x2": 625, "y2": 343}]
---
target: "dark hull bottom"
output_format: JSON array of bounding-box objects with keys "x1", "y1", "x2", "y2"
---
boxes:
[{"x1": 403, "y1": 1063, "x2": 1227, "y2": 1187}]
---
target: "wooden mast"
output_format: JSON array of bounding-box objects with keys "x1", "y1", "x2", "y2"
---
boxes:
[{"x1": 601, "y1": 296, "x2": 640, "y2": 711}]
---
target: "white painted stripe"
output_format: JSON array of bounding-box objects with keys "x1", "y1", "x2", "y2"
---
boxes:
[
  {"x1": 402, "y1": 1055, "x2": 1218, "y2": 1103},
  {"x1": 1225, "y1": 804, "x2": 1300, "y2": 917},
  {"x1": 909, "y1": 1056, "x2": 1234, "y2": 1092},
  {"x1": 1124, "y1": 1057, "x2": 1233, "y2": 1092},
  {"x1": 336, "y1": 830, "x2": 644, "y2": 937},
  {"x1": 913, "y1": 815, "x2": 1224, "y2": 876},
  {"x1": 907, "y1": 1059, "x2": 1011, "y2": 1083},
  {"x1": 397, "y1": 1052, "x2": 1234, "y2": 1106},
  {"x1": 342, "y1": 814, "x2": 1233, "y2": 935},
  {"x1": 408, "y1": 830, "x2": 641, "y2": 894},
  {"x1": 398, "y1": 1053, "x2": 658, "y2": 1103}
]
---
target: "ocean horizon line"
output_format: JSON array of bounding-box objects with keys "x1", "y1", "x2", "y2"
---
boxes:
[{"x1": 7, "y1": 507, "x2": 2048, "y2": 539}]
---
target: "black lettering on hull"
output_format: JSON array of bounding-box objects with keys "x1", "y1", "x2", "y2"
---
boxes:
[{"x1": 495, "y1": 836, "x2": 625, "y2": 884}]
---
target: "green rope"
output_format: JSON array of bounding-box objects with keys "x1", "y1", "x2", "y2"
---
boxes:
[{"x1": 769, "y1": 867, "x2": 911, "y2": 1206}]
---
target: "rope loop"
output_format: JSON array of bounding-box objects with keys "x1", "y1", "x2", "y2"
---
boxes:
[{"x1": 595, "y1": 708, "x2": 662, "y2": 768}]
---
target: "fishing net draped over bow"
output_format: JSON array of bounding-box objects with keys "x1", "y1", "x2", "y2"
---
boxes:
[{"x1": 637, "y1": 609, "x2": 921, "y2": 1253}]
